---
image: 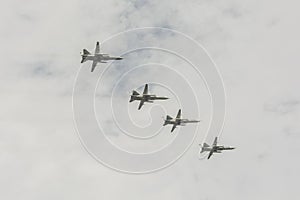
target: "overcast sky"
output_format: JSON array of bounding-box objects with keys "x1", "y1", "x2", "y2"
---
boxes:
[{"x1": 1, "y1": 0, "x2": 300, "y2": 199}]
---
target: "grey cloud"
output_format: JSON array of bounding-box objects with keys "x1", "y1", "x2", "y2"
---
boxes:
[
  {"x1": 1, "y1": 0, "x2": 300, "y2": 199},
  {"x1": 264, "y1": 100, "x2": 300, "y2": 115},
  {"x1": 282, "y1": 127, "x2": 300, "y2": 137}
]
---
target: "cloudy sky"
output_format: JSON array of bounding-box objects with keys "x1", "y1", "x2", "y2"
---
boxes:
[{"x1": 1, "y1": 0, "x2": 300, "y2": 199}]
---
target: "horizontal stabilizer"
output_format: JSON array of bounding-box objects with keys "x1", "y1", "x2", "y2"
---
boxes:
[
  {"x1": 83, "y1": 49, "x2": 91, "y2": 55},
  {"x1": 129, "y1": 96, "x2": 134, "y2": 103},
  {"x1": 166, "y1": 115, "x2": 172, "y2": 120},
  {"x1": 132, "y1": 90, "x2": 139, "y2": 95},
  {"x1": 81, "y1": 56, "x2": 87, "y2": 63},
  {"x1": 200, "y1": 143, "x2": 209, "y2": 153},
  {"x1": 203, "y1": 143, "x2": 210, "y2": 148}
]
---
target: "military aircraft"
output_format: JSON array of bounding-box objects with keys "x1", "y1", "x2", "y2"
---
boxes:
[
  {"x1": 163, "y1": 109, "x2": 200, "y2": 132},
  {"x1": 129, "y1": 84, "x2": 169, "y2": 110},
  {"x1": 81, "y1": 41, "x2": 123, "y2": 72},
  {"x1": 200, "y1": 137, "x2": 235, "y2": 159}
]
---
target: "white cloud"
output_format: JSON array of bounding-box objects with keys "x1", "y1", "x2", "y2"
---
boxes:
[{"x1": 1, "y1": 0, "x2": 300, "y2": 199}]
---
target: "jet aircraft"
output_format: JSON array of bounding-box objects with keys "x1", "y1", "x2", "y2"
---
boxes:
[
  {"x1": 200, "y1": 137, "x2": 235, "y2": 159},
  {"x1": 81, "y1": 41, "x2": 123, "y2": 72},
  {"x1": 129, "y1": 84, "x2": 169, "y2": 110},
  {"x1": 163, "y1": 109, "x2": 200, "y2": 132}
]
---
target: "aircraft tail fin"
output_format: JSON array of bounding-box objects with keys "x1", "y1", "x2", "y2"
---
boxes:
[
  {"x1": 81, "y1": 49, "x2": 91, "y2": 63},
  {"x1": 200, "y1": 143, "x2": 210, "y2": 153},
  {"x1": 163, "y1": 115, "x2": 172, "y2": 126}
]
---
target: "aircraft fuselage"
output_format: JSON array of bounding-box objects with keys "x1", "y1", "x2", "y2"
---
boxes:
[
  {"x1": 84, "y1": 54, "x2": 123, "y2": 62},
  {"x1": 130, "y1": 95, "x2": 168, "y2": 102},
  {"x1": 164, "y1": 118, "x2": 200, "y2": 125},
  {"x1": 202, "y1": 145, "x2": 235, "y2": 153}
]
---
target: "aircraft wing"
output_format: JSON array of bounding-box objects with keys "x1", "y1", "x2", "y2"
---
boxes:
[
  {"x1": 176, "y1": 109, "x2": 181, "y2": 119},
  {"x1": 143, "y1": 84, "x2": 148, "y2": 95},
  {"x1": 213, "y1": 137, "x2": 218, "y2": 147},
  {"x1": 207, "y1": 150, "x2": 214, "y2": 159},
  {"x1": 95, "y1": 42, "x2": 100, "y2": 54},
  {"x1": 138, "y1": 100, "x2": 145, "y2": 110},
  {"x1": 171, "y1": 124, "x2": 177, "y2": 132},
  {"x1": 91, "y1": 60, "x2": 97, "y2": 72}
]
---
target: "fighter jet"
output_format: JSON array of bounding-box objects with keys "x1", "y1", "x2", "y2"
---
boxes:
[
  {"x1": 129, "y1": 84, "x2": 169, "y2": 110},
  {"x1": 81, "y1": 41, "x2": 123, "y2": 72},
  {"x1": 200, "y1": 137, "x2": 235, "y2": 159},
  {"x1": 163, "y1": 109, "x2": 200, "y2": 132}
]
